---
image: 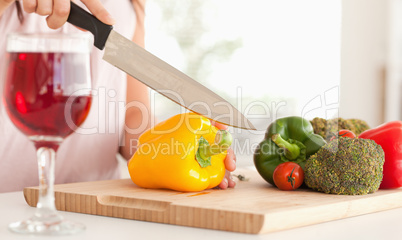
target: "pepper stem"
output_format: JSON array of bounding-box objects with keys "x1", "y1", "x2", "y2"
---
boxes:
[
  {"x1": 196, "y1": 130, "x2": 232, "y2": 168},
  {"x1": 271, "y1": 134, "x2": 300, "y2": 160}
]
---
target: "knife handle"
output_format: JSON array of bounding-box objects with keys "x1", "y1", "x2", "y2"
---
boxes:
[{"x1": 67, "y1": 1, "x2": 113, "y2": 50}]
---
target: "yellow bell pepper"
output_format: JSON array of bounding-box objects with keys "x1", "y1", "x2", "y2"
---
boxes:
[{"x1": 128, "y1": 112, "x2": 232, "y2": 192}]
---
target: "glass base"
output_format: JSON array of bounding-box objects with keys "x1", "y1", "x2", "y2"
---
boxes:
[{"x1": 8, "y1": 218, "x2": 85, "y2": 235}]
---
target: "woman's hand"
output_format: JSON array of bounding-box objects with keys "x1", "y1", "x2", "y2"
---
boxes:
[
  {"x1": 212, "y1": 121, "x2": 237, "y2": 190},
  {"x1": 217, "y1": 147, "x2": 236, "y2": 189},
  {"x1": 22, "y1": 0, "x2": 115, "y2": 29}
]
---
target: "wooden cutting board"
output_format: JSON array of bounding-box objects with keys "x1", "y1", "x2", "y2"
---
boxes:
[{"x1": 23, "y1": 168, "x2": 402, "y2": 234}]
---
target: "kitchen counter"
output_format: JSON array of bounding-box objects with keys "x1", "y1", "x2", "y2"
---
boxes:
[{"x1": 1, "y1": 190, "x2": 402, "y2": 240}]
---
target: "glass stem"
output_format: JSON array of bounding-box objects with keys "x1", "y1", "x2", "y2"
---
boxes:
[{"x1": 34, "y1": 147, "x2": 62, "y2": 223}]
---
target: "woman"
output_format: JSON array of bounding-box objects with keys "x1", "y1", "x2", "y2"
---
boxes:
[{"x1": 0, "y1": 0, "x2": 236, "y2": 192}]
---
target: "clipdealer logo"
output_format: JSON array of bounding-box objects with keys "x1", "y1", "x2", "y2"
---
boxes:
[{"x1": 64, "y1": 85, "x2": 340, "y2": 155}]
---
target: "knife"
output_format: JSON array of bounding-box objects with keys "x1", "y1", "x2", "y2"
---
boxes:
[{"x1": 67, "y1": 1, "x2": 255, "y2": 130}]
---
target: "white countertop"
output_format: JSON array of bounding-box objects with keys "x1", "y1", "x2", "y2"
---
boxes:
[{"x1": 1, "y1": 190, "x2": 402, "y2": 240}]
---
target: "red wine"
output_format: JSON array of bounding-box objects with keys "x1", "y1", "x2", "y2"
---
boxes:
[{"x1": 4, "y1": 52, "x2": 92, "y2": 139}]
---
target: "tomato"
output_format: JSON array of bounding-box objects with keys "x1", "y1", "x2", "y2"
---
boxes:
[
  {"x1": 273, "y1": 162, "x2": 304, "y2": 190},
  {"x1": 330, "y1": 129, "x2": 356, "y2": 141}
]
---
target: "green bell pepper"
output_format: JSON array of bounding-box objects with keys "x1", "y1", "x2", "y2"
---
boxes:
[{"x1": 253, "y1": 116, "x2": 327, "y2": 185}]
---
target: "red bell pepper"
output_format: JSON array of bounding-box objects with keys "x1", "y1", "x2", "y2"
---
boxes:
[{"x1": 359, "y1": 121, "x2": 402, "y2": 189}]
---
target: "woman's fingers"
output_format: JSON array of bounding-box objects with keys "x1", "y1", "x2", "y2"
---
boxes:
[
  {"x1": 224, "y1": 148, "x2": 236, "y2": 172},
  {"x1": 36, "y1": 0, "x2": 53, "y2": 16},
  {"x1": 217, "y1": 148, "x2": 237, "y2": 190},
  {"x1": 22, "y1": 0, "x2": 115, "y2": 29},
  {"x1": 22, "y1": 0, "x2": 36, "y2": 13},
  {"x1": 218, "y1": 174, "x2": 228, "y2": 189},
  {"x1": 46, "y1": 0, "x2": 70, "y2": 29},
  {"x1": 81, "y1": 0, "x2": 115, "y2": 25},
  {"x1": 210, "y1": 121, "x2": 228, "y2": 130},
  {"x1": 218, "y1": 170, "x2": 236, "y2": 189},
  {"x1": 227, "y1": 172, "x2": 236, "y2": 188},
  {"x1": 211, "y1": 120, "x2": 236, "y2": 189},
  {"x1": 225, "y1": 149, "x2": 237, "y2": 188}
]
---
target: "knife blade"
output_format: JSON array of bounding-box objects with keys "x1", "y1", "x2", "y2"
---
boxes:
[{"x1": 67, "y1": 2, "x2": 255, "y2": 130}]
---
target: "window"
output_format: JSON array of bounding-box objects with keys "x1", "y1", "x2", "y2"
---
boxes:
[{"x1": 145, "y1": 0, "x2": 341, "y2": 165}]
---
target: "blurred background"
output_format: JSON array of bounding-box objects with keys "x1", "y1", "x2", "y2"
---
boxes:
[{"x1": 122, "y1": 0, "x2": 401, "y2": 169}]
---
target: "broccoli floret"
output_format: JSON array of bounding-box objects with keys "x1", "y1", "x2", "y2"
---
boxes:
[
  {"x1": 310, "y1": 117, "x2": 370, "y2": 141},
  {"x1": 304, "y1": 137, "x2": 384, "y2": 195},
  {"x1": 346, "y1": 119, "x2": 370, "y2": 135}
]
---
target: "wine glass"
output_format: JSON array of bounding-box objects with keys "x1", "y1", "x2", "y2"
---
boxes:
[{"x1": 3, "y1": 33, "x2": 92, "y2": 235}]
